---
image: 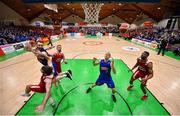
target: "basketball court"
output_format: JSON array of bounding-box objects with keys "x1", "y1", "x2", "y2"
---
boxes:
[
  {"x1": 0, "y1": 0, "x2": 180, "y2": 115},
  {"x1": 0, "y1": 36, "x2": 179, "y2": 115}
]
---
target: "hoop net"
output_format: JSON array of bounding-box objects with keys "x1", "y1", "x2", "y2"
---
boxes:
[{"x1": 81, "y1": 3, "x2": 103, "y2": 23}]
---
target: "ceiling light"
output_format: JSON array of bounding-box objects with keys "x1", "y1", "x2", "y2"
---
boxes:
[
  {"x1": 119, "y1": 3, "x2": 122, "y2": 5},
  {"x1": 67, "y1": 3, "x2": 70, "y2": 5},
  {"x1": 157, "y1": 7, "x2": 161, "y2": 10}
]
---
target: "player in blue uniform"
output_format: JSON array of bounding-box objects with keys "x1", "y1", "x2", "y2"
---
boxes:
[{"x1": 86, "y1": 52, "x2": 117, "y2": 102}]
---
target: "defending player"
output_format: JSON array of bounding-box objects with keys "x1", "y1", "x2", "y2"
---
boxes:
[
  {"x1": 127, "y1": 51, "x2": 153, "y2": 100},
  {"x1": 51, "y1": 45, "x2": 70, "y2": 87},
  {"x1": 21, "y1": 65, "x2": 72, "y2": 112},
  {"x1": 86, "y1": 52, "x2": 117, "y2": 102}
]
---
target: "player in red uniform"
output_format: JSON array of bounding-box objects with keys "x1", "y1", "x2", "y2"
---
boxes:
[
  {"x1": 127, "y1": 51, "x2": 153, "y2": 100},
  {"x1": 51, "y1": 45, "x2": 71, "y2": 87},
  {"x1": 21, "y1": 65, "x2": 72, "y2": 112}
]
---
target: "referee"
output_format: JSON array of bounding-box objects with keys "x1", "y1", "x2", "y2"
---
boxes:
[{"x1": 157, "y1": 38, "x2": 168, "y2": 56}]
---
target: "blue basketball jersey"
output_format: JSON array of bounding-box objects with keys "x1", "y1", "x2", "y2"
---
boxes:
[{"x1": 99, "y1": 59, "x2": 111, "y2": 77}]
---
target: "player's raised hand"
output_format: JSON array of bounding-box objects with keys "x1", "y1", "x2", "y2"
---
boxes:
[
  {"x1": 64, "y1": 60, "x2": 68, "y2": 64},
  {"x1": 24, "y1": 42, "x2": 32, "y2": 52},
  {"x1": 111, "y1": 57, "x2": 114, "y2": 65}
]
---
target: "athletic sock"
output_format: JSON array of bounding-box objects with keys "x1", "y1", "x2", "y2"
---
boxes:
[{"x1": 49, "y1": 97, "x2": 55, "y2": 106}]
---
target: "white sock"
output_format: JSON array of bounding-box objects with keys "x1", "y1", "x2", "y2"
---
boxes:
[{"x1": 49, "y1": 97, "x2": 55, "y2": 105}]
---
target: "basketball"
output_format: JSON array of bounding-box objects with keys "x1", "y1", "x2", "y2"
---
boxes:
[{"x1": 24, "y1": 42, "x2": 32, "y2": 51}]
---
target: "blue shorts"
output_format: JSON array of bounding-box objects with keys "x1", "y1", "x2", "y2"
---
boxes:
[
  {"x1": 52, "y1": 61, "x2": 61, "y2": 77},
  {"x1": 95, "y1": 76, "x2": 115, "y2": 88}
]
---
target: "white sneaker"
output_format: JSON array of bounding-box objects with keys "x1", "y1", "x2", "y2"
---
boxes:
[
  {"x1": 51, "y1": 102, "x2": 56, "y2": 107},
  {"x1": 21, "y1": 93, "x2": 31, "y2": 97}
]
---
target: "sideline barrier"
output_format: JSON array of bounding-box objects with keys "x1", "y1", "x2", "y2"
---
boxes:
[
  {"x1": 0, "y1": 34, "x2": 63, "y2": 57},
  {"x1": 0, "y1": 44, "x2": 16, "y2": 55},
  {"x1": 0, "y1": 47, "x2": 5, "y2": 56},
  {"x1": 109, "y1": 33, "x2": 112, "y2": 38},
  {"x1": 132, "y1": 38, "x2": 157, "y2": 49},
  {"x1": 0, "y1": 41, "x2": 29, "y2": 56}
]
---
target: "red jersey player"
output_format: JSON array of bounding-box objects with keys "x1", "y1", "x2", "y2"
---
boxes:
[
  {"x1": 21, "y1": 66, "x2": 72, "y2": 112},
  {"x1": 127, "y1": 51, "x2": 153, "y2": 100},
  {"x1": 51, "y1": 45, "x2": 70, "y2": 87}
]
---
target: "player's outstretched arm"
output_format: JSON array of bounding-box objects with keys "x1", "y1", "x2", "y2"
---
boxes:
[
  {"x1": 146, "y1": 62, "x2": 153, "y2": 80},
  {"x1": 93, "y1": 57, "x2": 100, "y2": 66},
  {"x1": 35, "y1": 78, "x2": 52, "y2": 112},
  {"x1": 62, "y1": 53, "x2": 68, "y2": 64},
  {"x1": 129, "y1": 59, "x2": 139, "y2": 72}
]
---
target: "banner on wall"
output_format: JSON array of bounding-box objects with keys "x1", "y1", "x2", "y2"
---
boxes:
[
  {"x1": 143, "y1": 21, "x2": 153, "y2": 27},
  {"x1": 13, "y1": 43, "x2": 24, "y2": 51},
  {"x1": 101, "y1": 22, "x2": 108, "y2": 26},
  {"x1": 39, "y1": 37, "x2": 49, "y2": 43},
  {"x1": 119, "y1": 23, "x2": 130, "y2": 29},
  {"x1": 0, "y1": 45, "x2": 15, "y2": 54},
  {"x1": 0, "y1": 47, "x2": 5, "y2": 56},
  {"x1": 35, "y1": 22, "x2": 41, "y2": 27},
  {"x1": 78, "y1": 22, "x2": 88, "y2": 26},
  {"x1": 132, "y1": 38, "x2": 157, "y2": 49}
]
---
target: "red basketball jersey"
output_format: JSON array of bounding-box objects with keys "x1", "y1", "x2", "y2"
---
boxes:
[
  {"x1": 52, "y1": 52, "x2": 64, "y2": 63},
  {"x1": 137, "y1": 58, "x2": 151, "y2": 75}
]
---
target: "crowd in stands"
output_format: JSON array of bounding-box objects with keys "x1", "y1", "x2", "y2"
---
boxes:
[
  {"x1": 1, "y1": 22, "x2": 179, "y2": 56},
  {"x1": 128, "y1": 27, "x2": 180, "y2": 44},
  {"x1": 64, "y1": 26, "x2": 119, "y2": 35},
  {"x1": 127, "y1": 27, "x2": 180, "y2": 55},
  {"x1": 0, "y1": 23, "x2": 119, "y2": 45},
  {"x1": 0, "y1": 23, "x2": 62, "y2": 45}
]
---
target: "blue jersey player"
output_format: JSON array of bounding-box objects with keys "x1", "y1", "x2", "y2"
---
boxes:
[{"x1": 86, "y1": 52, "x2": 117, "y2": 102}]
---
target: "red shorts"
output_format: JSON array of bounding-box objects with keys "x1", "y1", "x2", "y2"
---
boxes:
[
  {"x1": 29, "y1": 84, "x2": 46, "y2": 93},
  {"x1": 133, "y1": 70, "x2": 148, "y2": 84}
]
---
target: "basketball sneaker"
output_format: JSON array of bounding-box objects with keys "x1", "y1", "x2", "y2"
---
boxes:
[
  {"x1": 21, "y1": 93, "x2": 31, "y2": 97},
  {"x1": 66, "y1": 70, "x2": 72, "y2": 80},
  {"x1": 127, "y1": 85, "x2": 133, "y2": 91},
  {"x1": 141, "y1": 95, "x2": 148, "y2": 100},
  {"x1": 112, "y1": 94, "x2": 117, "y2": 102},
  {"x1": 86, "y1": 87, "x2": 92, "y2": 93},
  {"x1": 50, "y1": 102, "x2": 56, "y2": 108}
]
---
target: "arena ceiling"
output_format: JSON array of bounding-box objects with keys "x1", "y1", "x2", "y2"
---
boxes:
[{"x1": 1, "y1": 0, "x2": 180, "y2": 24}]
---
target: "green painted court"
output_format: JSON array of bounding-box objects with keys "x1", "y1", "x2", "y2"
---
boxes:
[{"x1": 16, "y1": 59, "x2": 169, "y2": 115}]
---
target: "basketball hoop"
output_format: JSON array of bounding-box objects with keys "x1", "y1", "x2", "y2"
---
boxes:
[{"x1": 81, "y1": 3, "x2": 103, "y2": 23}]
